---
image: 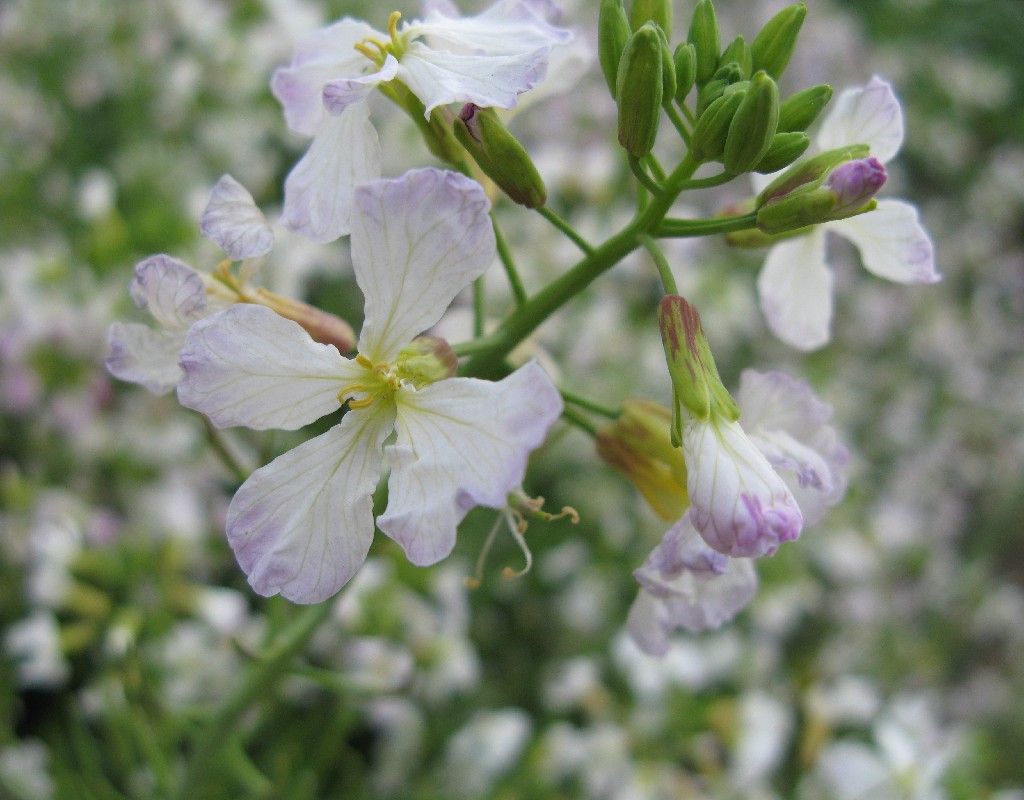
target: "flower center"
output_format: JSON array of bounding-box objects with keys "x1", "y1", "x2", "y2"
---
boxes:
[
  {"x1": 353, "y1": 11, "x2": 407, "y2": 66},
  {"x1": 337, "y1": 337, "x2": 458, "y2": 410}
]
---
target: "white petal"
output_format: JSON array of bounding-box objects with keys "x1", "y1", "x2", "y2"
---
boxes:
[
  {"x1": 818, "y1": 75, "x2": 903, "y2": 164},
  {"x1": 226, "y1": 402, "x2": 395, "y2": 604},
  {"x1": 131, "y1": 255, "x2": 209, "y2": 332},
  {"x1": 200, "y1": 175, "x2": 274, "y2": 260},
  {"x1": 397, "y1": 44, "x2": 549, "y2": 115},
  {"x1": 322, "y1": 56, "x2": 398, "y2": 115},
  {"x1": 352, "y1": 168, "x2": 494, "y2": 363},
  {"x1": 378, "y1": 361, "x2": 562, "y2": 566},
  {"x1": 625, "y1": 591, "x2": 670, "y2": 657},
  {"x1": 177, "y1": 304, "x2": 363, "y2": 430},
  {"x1": 271, "y1": 18, "x2": 381, "y2": 137},
  {"x1": 105, "y1": 322, "x2": 185, "y2": 394},
  {"x1": 756, "y1": 231, "x2": 834, "y2": 351},
  {"x1": 828, "y1": 199, "x2": 939, "y2": 284},
  {"x1": 684, "y1": 417, "x2": 803, "y2": 558},
  {"x1": 281, "y1": 104, "x2": 382, "y2": 243},
  {"x1": 412, "y1": 1, "x2": 570, "y2": 56}
]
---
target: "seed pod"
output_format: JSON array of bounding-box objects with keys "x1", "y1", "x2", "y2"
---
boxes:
[
  {"x1": 673, "y1": 43, "x2": 697, "y2": 104},
  {"x1": 690, "y1": 88, "x2": 744, "y2": 163},
  {"x1": 616, "y1": 23, "x2": 664, "y2": 157},
  {"x1": 750, "y1": 2, "x2": 807, "y2": 79},
  {"x1": 778, "y1": 83, "x2": 834, "y2": 132},
  {"x1": 723, "y1": 70, "x2": 779, "y2": 174},
  {"x1": 687, "y1": 0, "x2": 721, "y2": 84},
  {"x1": 753, "y1": 131, "x2": 811, "y2": 173},
  {"x1": 598, "y1": 0, "x2": 633, "y2": 98}
]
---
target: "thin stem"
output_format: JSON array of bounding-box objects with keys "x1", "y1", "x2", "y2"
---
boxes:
[
  {"x1": 639, "y1": 234, "x2": 678, "y2": 295},
  {"x1": 492, "y1": 217, "x2": 527, "y2": 305},
  {"x1": 202, "y1": 416, "x2": 248, "y2": 483},
  {"x1": 473, "y1": 277, "x2": 485, "y2": 337},
  {"x1": 644, "y1": 153, "x2": 667, "y2": 182},
  {"x1": 665, "y1": 102, "x2": 691, "y2": 147},
  {"x1": 656, "y1": 211, "x2": 758, "y2": 238},
  {"x1": 677, "y1": 170, "x2": 737, "y2": 191},
  {"x1": 628, "y1": 154, "x2": 665, "y2": 196},
  {"x1": 562, "y1": 406, "x2": 599, "y2": 437},
  {"x1": 452, "y1": 335, "x2": 499, "y2": 357},
  {"x1": 560, "y1": 388, "x2": 621, "y2": 419},
  {"x1": 536, "y1": 206, "x2": 594, "y2": 255}
]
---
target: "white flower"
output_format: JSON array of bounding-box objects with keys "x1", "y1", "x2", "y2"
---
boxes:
[
  {"x1": 756, "y1": 76, "x2": 940, "y2": 350},
  {"x1": 627, "y1": 513, "x2": 758, "y2": 656},
  {"x1": 271, "y1": 0, "x2": 570, "y2": 242},
  {"x1": 177, "y1": 168, "x2": 563, "y2": 603}
]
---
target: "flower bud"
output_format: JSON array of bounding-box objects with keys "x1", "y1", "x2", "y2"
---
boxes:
[
  {"x1": 658, "y1": 295, "x2": 739, "y2": 424},
  {"x1": 696, "y1": 63, "x2": 744, "y2": 115},
  {"x1": 630, "y1": 0, "x2": 673, "y2": 39},
  {"x1": 778, "y1": 83, "x2": 834, "y2": 132},
  {"x1": 616, "y1": 23, "x2": 664, "y2": 157},
  {"x1": 750, "y1": 2, "x2": 807, "y2": 79},
  {"x1": 673, "y1": 42, "x2": 697, "y2": 104},
  {"x1": 596, "y1": 400, "x2": 688, "y2": 521},
  {"x1": 690, "y1": 88, "x2": 744, "y2": 163},
  {"x1": 250, "y1": 289, "x2": 355, "y2": 353},
  {"x1": 752, "y1": 131, "x2": 811, "y2": 173},
  {"x1": 687, "y1": 0, "x2": 721, "y2": 84},
  {"x1": 453, "y1": 104, "x2": 547, "y2": 208},
  {"x1": 598, "y1": 0, "x2": 633, "y2": 98},
  {"x1": 655, "y1": 24, "x2": 677, "y2": 106},
  {"x1": 718, "y1": 35, "x2": 752, "y2": 79},
  {"x1": 822, "y1": 157, "x2": 887, "y2": 216},
  {"x1": 395, "y1": 336, "x2": 458, "y2": 388},
  {"x1": 755, "y1": 144, "x2": 869, "y2": 207},
  {"x1": 723, "y1": 70, "x2": 779, "y2": 175}
]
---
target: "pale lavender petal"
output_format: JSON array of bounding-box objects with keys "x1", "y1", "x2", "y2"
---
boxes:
[
  {"x1": 378, "y1": 361, "x2": 562, "y2": 566},
  {"x1": 271, "y1": 18, "x2": 381, "y2": 137},
  {"x1": 105, "y1": 322, "x2": 185, "y2": 394},
  {"x1": 281, "y1": 103, "x2": 382, "y2": 243},
  {"x1": 227, "y1": 401, "x2": 395, "y2": 604},
  {"x1": 322, "y1": 56, "x2": 398, "y2": 115},
  {"x1": 626, "y1": 591, "x2": 670, "y2": 657},
  {"x1": 818, "y1": 75, "x2": 903, "y2": 164},
  {"x1": 828, "y1": 199, "x2": 939, "y2": 284},
  {"x1": 412, "y1": 0, "x2": 570, "y2": 56},
  {"x1": 352, "y1": 168, "x2": 494, "y2": 363},
  {"x1": 178, "y1": 304, "x2": 364, "y2": 431},
  {"x1": 757, "y1": 231, "x2": 834, "y2": 351},
  {"x1": 130, "y1": 255, "x2": 209, "y2": 332},
  {"x1": 200, "y1": 175, "x2": 274, "y2": 260},
  {"x1": 824, "y1": 157, "x2": 887, "y2": 217}
]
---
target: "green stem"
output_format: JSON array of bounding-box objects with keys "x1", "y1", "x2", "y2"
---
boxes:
[
  {"x1": 493, "y1": 217, "x2": 527, "y2": 305},
  {"x1": 172, "y1": 602, "x2": 334, "y2": 799},
  {"x1": 562, "y1": 406, "x2": 599, "y2": 437},
  {"x1": 639, "y1": 234, "x2": 677, "y2": 294},
  {"x1": 677, "y1": 170, "x2": 737, "y2": 190},
  {"x1": 628, "y1": 154, "x2": 665, "y2": 196},
  {"x1": 656, "y1": 211, "x2": 758, "y2": 238},
  {"x1": 202, "y1": 416, "x2": 248, "y2": 483},
  {"x1": 461, "y1": 155, "x2": 699, "y2": 379},
  {"x1": 536, "y1": 206, "x2": 594, "y2": 255},
  {"x1": 560, "y1": 388, "x2": 622, "y2": 419},
  {"x1": 473, "y1": 278, "x2": 485, "y2": 337},
  {"x1": 665, "y1": 102, "x2": 691, "y2": 147}
]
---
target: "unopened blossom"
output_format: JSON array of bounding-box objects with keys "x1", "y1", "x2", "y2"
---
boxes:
[
  {"x1": 106, "y1": 174, "x2": 352, "y2": 394},
  {"x1": 178, "y1": 168, "x2": 563, "y2": 603},
  {"x1": 271, "y1": 0, "x2": 570, "y2": 242},
  {"x1": 755, "y1": 76, "x2": 939, "y2": 350}
]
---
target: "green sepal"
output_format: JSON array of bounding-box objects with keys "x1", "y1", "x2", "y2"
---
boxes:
[
  {"x1": 616, "y1": 22, "x2": 664, "y2": 157},
  {"x1": 453, "y1": 105, "x2": 547, "y2": 208},
  {"x1": 673, "y1": 42, "x2": 697, "y2": 104},
  {"x1": 598, "y1": 0, "x2": 633, "y2": 98},
  {"x1": 755, "y1": 144, "x2": 869, "y2": 207},
  {"x1": 753, "y1": 131, "x2": 811, "y2": 174},
  {"x1": 687, "y1": 0, "x2": 721, "y2": 84},
  {"x1": 723, "y1": 70, "x2": 779, "y2": 174},
  {"x1": 778, "y1": 83, "x2": 834, "y2": 132},
  {"x1": 690, "y1": 88, "x2": 744, "y2": 163},
  {"x1": 750, "y1": 2, "x2": 807, "y2": 79},
  {"x1": 630, "y1": 0, "x2": 673, "y2": 39}
]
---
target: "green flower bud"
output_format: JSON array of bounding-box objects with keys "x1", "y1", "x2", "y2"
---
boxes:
[
  {"x1": 718, "y1": 35, "x2": 752, "y2": 79},
  {"x1": 690, "y1": 88, "x2": 744, "y2": 163},
  {"x1": 750, "y1": 2, "x2": 807, "y2": 79},
  {"x1": 598, "y1": 0, "x2": 633, "y2": 98},
  {"x1": 752, "y1": 131, "x2": 811, "y2": 173},
  {"x1": 696, "y1": 62, "x2": 744, "y2": 115},
  {"x1": 454, "y1": 104, "x2": 547, "y2": 208},
  {"x1": 723, "y1": 70, "x2": 779, "y2": 174},
  {"x1": 755, "y1": 144, "x2": 869, "y2": 207},
  {"x1": 778, "y1": 83, "x2": 834, "y2": 132},
  {"x1": 658, "y1": 294, "x2": 739, "y2": 430},
  {"x1": 687, "y1": 0, "x2": 721, "y2": 84},
  {"x1": 616, "y1": 23, "x2": 664, "y2": 157},
  {"x1": 654, "y1": 24, "x2": 677, "y2": 106},
  {"x1": 630, "y1": 0, "x2": 673, "y2": 39},
  {"x1": 673, "y1": 42, "x2": 697, "y2": 104}
]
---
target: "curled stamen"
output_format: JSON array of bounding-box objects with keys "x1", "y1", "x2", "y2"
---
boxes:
[
  {"x1": 387, "y1": 11, "x2": 402, "y2": 42},
  {"x1": 501, "y1": 510, "x2": 534, "y2": 580},
  {"x1": 467, "y1": 512, "x2": 505, "y2": 589},
  {"x1": 337, "y1": 382, "x2": 364, "y2": 403},
  {"x1": 353, "y1": 37, "x2": 389, "y2": 66},
  {"x1": 347, "y1": 395, "x2": 377, "y2": 410}
]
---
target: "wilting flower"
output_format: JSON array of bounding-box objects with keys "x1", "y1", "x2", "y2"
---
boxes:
[
  {"x1": 106, "y1": 175, "x2": 352, "y2": 394},
  {"x1": 755, "y1": 76, "x2": 939, "y2": 350},
  {"x1": 177, "y1": 168, "x2": 563, "y2": 603},
  {"x1": 271, "y1": 0, "x2": 570, "y2": 242}
]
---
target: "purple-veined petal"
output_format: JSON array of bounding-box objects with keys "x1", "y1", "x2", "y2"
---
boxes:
[
  {"x1": 226, "y1": 401, "x2": 396, "y2": 604},
  {"x1": 130, "y1": 255, "x2": 210, "y2": 332},
  {"x1": 271, "y1": 18, "x2": 381, "y2": 137},
  {"x1": 737, "y1": 369, "x2": 848, "y2": 526},
  {"x1": 757, "y1": 231, "x2": 834, "y2": 351},
  {"x1": 352, "y1": 168, "x2": 494, "y2": 363},
  {"x1": 200, "y1": 175, "x2": 274, "y2": 260},
  {"x1": 322, "y1": 56, "x2": 398, "y2": 115},
  {"x1": 281, "y1": 103, "x2": 382, "y2": 243},
  {"x1": 818, "y1": 75, "x2": 903, "y2": 164},
  {"x1": 105, "y1": 322, "x2": 185, "y2": 395},
  {"x1": 178, "y1": 304, "x2": 363, "y2": 431},
  {"x1": 378, "y1": 361, "x2": 562, "y2": 566},
  {"x1": 397, "y1": 43, "x2": 549, "y2": 115},
  {"x1": 828, "y1": 199, "x2": 939, "y2": 284},
  {"x1": 412, "y1": 0, "x2": 570, "y2": 56},
  {"x1": 683, "y1": 417, "x2": 803, "y2": 558}
]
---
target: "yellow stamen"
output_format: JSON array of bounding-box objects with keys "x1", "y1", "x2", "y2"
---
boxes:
[
  {"x1": 387, "y1": 11, "x2": 402, "y2": 42},
  {"x1": 356, "y1": 353, "x2": 374, "y2": 370},
  {"x1": 347, "y1": 396, "x2": 378, "y2": 410},
  {"x1": 337, "y1": 382, "x2": 364, "y2": 403}
]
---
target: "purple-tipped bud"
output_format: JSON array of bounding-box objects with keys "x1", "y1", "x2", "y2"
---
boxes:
[{"x1": 824, "y1": 157, "x2": 886, "y2": 216}]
